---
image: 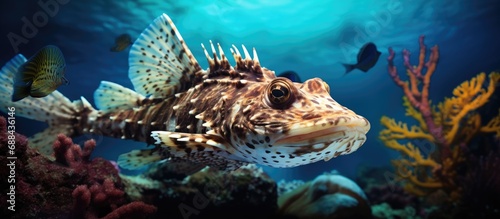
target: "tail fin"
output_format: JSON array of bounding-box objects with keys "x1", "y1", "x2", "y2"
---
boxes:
[
  {"x1": 341, "y1": 63, "x2": 356, "y2": 76},
  {"x1": 0, "y1": 54, "x2": 88, "y2": 156}
]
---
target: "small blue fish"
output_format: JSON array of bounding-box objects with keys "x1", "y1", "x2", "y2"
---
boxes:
[
  {"x1": 277, "y1": 71, "x2": 302, "y2": 83},
  {"x1": 342, "y1": 42, "x2": 381, "y2": 75},
  {"x1": 12, "y1": 45, "x2": 68, "y2": 102},
  {"x1": 110, "y1": 33, "x2": 133, "y2": 52}
]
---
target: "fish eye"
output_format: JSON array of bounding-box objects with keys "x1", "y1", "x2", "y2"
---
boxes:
[{"x1": 267, "y1": 79, "x2": 293, "y2": 108}]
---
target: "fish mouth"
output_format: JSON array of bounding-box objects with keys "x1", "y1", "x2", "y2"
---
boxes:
[{"x1": 275, "y1": 116, "x2": 370, "y2": 146}]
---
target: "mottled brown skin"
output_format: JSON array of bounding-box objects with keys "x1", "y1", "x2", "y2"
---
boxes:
[
  {"x1": 72, "y1": 14, "x2": 370, "y2": 170},
  {"x1": 0, "y1": 14, "x2": 370, "y2": 172},
  {"x1": 77, "y1": 44, "x2": 369, "y2": 170}
]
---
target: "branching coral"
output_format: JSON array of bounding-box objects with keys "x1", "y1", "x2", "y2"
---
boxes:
[
  {"x1": 72, "y1": 179, "x2": 156, "y2": 219},
  {"x1": 380, "y1": 35, "x2": 500, "y2": 198},
  {"x1": 0, "y1": 117, "x2": 156, "y2": 218}
]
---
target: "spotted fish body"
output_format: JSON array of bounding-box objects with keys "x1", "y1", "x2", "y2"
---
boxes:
[{"x1": 0, "y1": 14, "x2": 370, "y2": 171}]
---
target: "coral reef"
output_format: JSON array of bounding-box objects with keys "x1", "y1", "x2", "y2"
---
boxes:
[
  {"x1": 379, "y1": 36, "x2": 500, "y2": 218},
  {"x1": 71, "y1": 178, "x2": 156, "y2": 219},
  {"x1": 366, "y1": 184, "x2": 419, "y2": 211},
  {"x1": 380, "y1": 35, "x2": 500, "y2": 209},
  {"x1": 277, "y1": 172, "x2": 372, "y2": 219},
  {"x1": 428, "y1": 147, "x2": 500, "y2": 218},
  {"x1": 356, "y1": 166, "x2": 429, "y2": 218},
  {"x1": 458, "y1": 149, "x2": 500, "y2": 216},
  {"x1": 0, "y1": 116, "x2": 156, "y2": 219},
  {"x1": 371, "y1": 202, "x2": 420, "y2": 219},
  {"x1": 121, "y1": 163, "x2": 277, "y2": 219},
  {"x1": 277, "y1": 179, "x2": 305, "y2": 196}
]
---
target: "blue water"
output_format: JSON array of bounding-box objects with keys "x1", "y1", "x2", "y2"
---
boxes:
[{"x1": 1, "y1": 0, "x2": 499, "y2": 181}]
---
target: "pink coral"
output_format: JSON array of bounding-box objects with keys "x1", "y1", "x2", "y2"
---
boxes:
[
  {"x1": 102, "y1": 201, "x2": 157, "y2": 219},
  {"x1": 53, "y1": 133, "x2": 96, "y2": 167},
  {"x1": 72, "y1": 185, "x2": 92, "y2": 217},
  {"x1": 0, "y1": 116, "x2": 156, "y2": 218},
  {"x1": 387, "y1": 35, "x2": 448, "y2": 153},
  {"x1": 71, "y1": 178, "x2": 157, "y2": 219}
]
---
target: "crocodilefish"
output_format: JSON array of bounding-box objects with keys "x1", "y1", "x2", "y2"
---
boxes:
[
  {"x1": 11, "y1": 45, "x2": 68, "y2": 102},
  {"x1": 0, "y1": 13, "x2": 370, "y2": 171}
]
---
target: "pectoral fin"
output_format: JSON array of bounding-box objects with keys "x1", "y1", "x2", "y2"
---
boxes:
[
  {"x1": 150, "y1": 131, "x2": 234, "y2": 154},
  {"x1": 117, "y1": 148, "x2": 163, "y2": 170}
]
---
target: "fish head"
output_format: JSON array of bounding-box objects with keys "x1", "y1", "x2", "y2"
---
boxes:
[{"x1": 229, "y1": 76, "x2": 370, "y2": 167}]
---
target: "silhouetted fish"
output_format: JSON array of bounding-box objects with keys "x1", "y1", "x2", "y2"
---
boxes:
[
  {"x1": 342, "y1": 42, "x2": 381, "y2": 75},
  {"x1": 110, "y1": 33, "x2": 133, "y2": 52},
  {"x1": 277, "y1": 71, "x2": 302, "y2": 83},
  {"x1": 12, "y1": 45, "x2": 68, "y2": 102}
]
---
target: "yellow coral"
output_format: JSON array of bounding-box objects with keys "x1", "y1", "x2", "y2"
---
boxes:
[
  {"x1": 381, "y1": 35, "x2": 500, "y2": 199},
  {"x1": 481, "y1": 109, "x2": 500, "y2": 138},
  {"x1": 381, "y1": 71, "x2": 499, "y2": 197},
  {"x1": 458, "y1": 113, "x2": 482, "y2": 143},
  {"x1": 439, "y1": 72, "x2": 500, "y2": 144},
  {"x1": 380, "y1": 117, "x2": 435, "y2": 142},
  {"x1": 403, "y1": 96, "x2": 429, "y2": 131}
]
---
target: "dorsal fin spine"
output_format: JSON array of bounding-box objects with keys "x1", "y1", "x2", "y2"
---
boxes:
[
  {"x1": 128, "y1": 13, "x2": 201, "y2": 98},
  {"x1": 253, "y1": 48, "x2": 261, "y2": 67},
  {"x1": 217, "y1": 43, "x2": 226, "y2": 62},
  {"x1": 242, "y1": 44, "x2": 251, "y2": 61}
]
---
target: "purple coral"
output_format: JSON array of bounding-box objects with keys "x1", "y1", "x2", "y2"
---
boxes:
[{"x1": 387, "y1": 35, "x2": 448, "y2": 155}]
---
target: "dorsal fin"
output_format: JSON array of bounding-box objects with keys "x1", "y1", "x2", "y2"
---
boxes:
[
  {"x1": 201, "y1": 41, "x2": 267, "y2": 81},
  {"x1": 128, "y1": 13, "x2": 202, "y2": 98},
  {"x1": 230, "y1": 44, "x2": 266, "y2": 81},
  {"x1": 200, "y1": 41, "x2": 236, "y2": 79},
  {"x1": 93, "y1": 81, "x2": 146, "y2": 113}
]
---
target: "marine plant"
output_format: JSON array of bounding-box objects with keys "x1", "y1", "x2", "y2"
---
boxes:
[{"x1": 379, "y1": 35, "x2": 500, "y2": 200}]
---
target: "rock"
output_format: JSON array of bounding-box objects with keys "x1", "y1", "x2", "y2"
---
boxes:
[
  {"x1": 277, "y1": 173, "x2": 372, "y2": 219},
  {"x1": 122, "y1": 164, "x2": 278, "y2": 219}
]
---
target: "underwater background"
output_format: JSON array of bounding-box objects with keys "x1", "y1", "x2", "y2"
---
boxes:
[{"x1": 0, "y1": 0, "x2": 499, "y2": 218}]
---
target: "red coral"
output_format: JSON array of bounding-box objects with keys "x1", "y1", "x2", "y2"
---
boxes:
[
  {"x1": 72, "y1": 185, "x2": 92, "y2": 218},
  {"x1": 53, "y1": 133, "x2": 96, "y2": 167},
  {"x1": 90, "y1": 178, "x2": 125, "y2": 208},
  {"x1": 0, "y1": 115, "x2": 28, "y2": 156},
  {"x1": 72, "y1": 179, "x2": 156, "y2": 219},
  {"x1": 102, "y1": 201, "x2": 158, "y2": 219},
  {"x1": 0, "y1": 116, "x2": 156, "y2": 218}
]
